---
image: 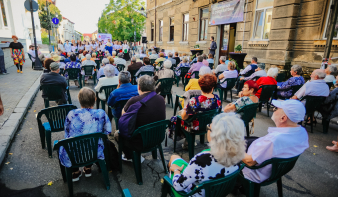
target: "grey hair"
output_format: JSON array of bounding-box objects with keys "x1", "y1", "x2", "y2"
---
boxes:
[
  {"x1": 112, "y1": 51, "x2": 116, "y2": 56},
  {"x1": 163, "y1": 60, "x2": 172, "y2": 69},
  {"x1": 202, "y1": 54, "x2": 207, "y2": 59},
  {"x1": 183, "y1": 57, "x2": 188, "y2": 63},
  {"x1": 135, "y1": 54, "x2": 140, "y2": 59},
  {"x1": 102, "y1": 58, "x2": 109, "y2": 65},
  {"x1": 86, "y1": 54, "x2": 91, "y2": 60},
  {"x1": 197, "y1": 56, "x2": 203, "y2": 62},
  {"x1": 291, "y1": 65, "x2": 302, "y2": 75},
  {"x1": 103, "y1": 65, "x2": 115, "y2": 78},
  {"x1": 220, "y1": 56, "x2": 227, "y2": 63},
  {"x1": 267, "y1": 67, "x2": 279, "y2": 77},
  {"x1": 138, "y1": 75, "x2": 155, "y2": 92},
  {"x1": 199, "y1": 66, "x2": 212, "y2": 76},
  {"x1": 131, "y1": 57, "x2": 136, "y2": 63},
  {"x1": 209, "y1": 113, "x2": 246, "y2": 167},
  {"x1": 152, "y1": 50, "x2": 156, "y2": 54},
  {"x1": 257, "y1": 63, "x2": 265, "y2": 70},
  {"x1": 118, "y1": 71, "x2": 131, "y2": 84},
  {"x1": 168, "y1": 52, "x2": 173, "y2": 57},
  {"x1": 327, "y1": 65, "x2": 337, "y2": 74},
  {"x1": 314, "y1": 69, "x2": 326, "y2": 79},
  {"x1": 118, "y1": 53, "x2": 124, "y2": 58}
]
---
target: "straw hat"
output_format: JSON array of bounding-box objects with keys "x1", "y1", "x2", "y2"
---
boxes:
[{"x1": 51, "y1": 54, "x2": 61, "y2": 61}]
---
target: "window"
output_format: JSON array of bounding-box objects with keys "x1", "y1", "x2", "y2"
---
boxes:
[
  {"x1": 169, "y1": 18, "x2": 174, "y2": 41},
  {"x1": 253, "y1": 0, "x2": 273, "y2": 40},
  {"x1": 199, "y1": 8, "x2": 209, "y2": 41},
  {"x1": 0, "y1": 0, "x2": 7, "y2": 27},
  {"x1": 159, "y1": 20, "x2": 163, "y2": 41},
  {"x1": 151, "y1": 22, "x2": 154, "y2": 41},
  {"x1": 324, "y1": 0, "x2": 338, "y2": 39},
  {"x1": 183, "y1": 13, "x2": 189, "y2": 41}
]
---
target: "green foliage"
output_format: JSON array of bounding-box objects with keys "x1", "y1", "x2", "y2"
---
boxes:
[
  {"x1": 98, "y1": 0, "x2": 146, "y2": 42},
  {"x1": 41, "y1": 31, "x2": 49, "y2": 45},
  {"x1": 235, "y1": 44, "x2": 242, "y2": 52},
  {"x1": 38, "y1": 0, "x2": 62, "y2": 30},
  {"x1": 194, "y1": 45, "x2": 200, "y2": 49},
  {"x1": 229, "y1": 58, "x2": 240, "y2": 71}
]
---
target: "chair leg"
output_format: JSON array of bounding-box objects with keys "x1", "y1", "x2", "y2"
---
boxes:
[
  {"x1": 65, "y1": 168, "x2": 74, "y2": 197},
  {"x1": 108, "y1": 107, "x2": 113, "y2": 121},
  {"x1": 98, "y1": 160, "x2": 111, "y2": 190},
  {"x1": 267, "y1": 101, "x2": 270, "y2": 117},
  {"x1": 171, "y1": 94, "x2": 173, "y2": 108},
  {"x1": 158, "y1": 145, "x2": 168, "y2": 174},
  {"x1": 187, "y1": 134, "x2": 196, "y2": 160},
  {"x1": 39, "y1": 127, "x2": 46, "y2": 149},
  {"x1": 67, "y1": 90, "x2": 72, "y2": 104},
  {"x1": 174, "y1": 123, "x2": 179, "y2": 153},
  {"x1": 57, "y1": 152, "x2": 67, "y2": 182},
  {"x1": 44, "y1": 100, "x2": 49, "y2": 108},
  {"x1": 258, "y1": 102, "x2": 262, "y2": 112},
  {"x1": 218, "y1": 89, "x2": 223, "y2": 102},
  {"x1": 200, "y1": 134, "x2": 205, "y2": 144},
  {"x1": 152, "y1": 150, "x2": 157, "y2": 159},
  {"x1": 132, "y1": 151, "x2": 143, "y2": 185},
  {"x1": 230, "y1": 89, "x2": 233, "y2": 102},
  {"x1": 224, "y1": 89, "x2": 228, "y2": 101},
  {"x1": 322, "y1": 119, "x2": 330, "y2": 134},
  {"x1": 246, "y1": 124, "x2": 250, "y2": 137},
  {"x1": 101, "y1": 101, "x2": 105, "y2": 112},
  {"x1": 45, "y1": 130, "x2": 52, "y2": 158},
  {"x1": 310, "y1": 113, "x2": 313, "y2": 133},
  {"x1": 277, "y1": 178, "x2": 283, "y2": 197}
]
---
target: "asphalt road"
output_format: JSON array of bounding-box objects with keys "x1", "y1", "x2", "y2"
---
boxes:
[{"x1": 0, "y1": 77, "x2": 338, "y2": 197}]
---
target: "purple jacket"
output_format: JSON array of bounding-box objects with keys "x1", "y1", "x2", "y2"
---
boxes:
[{"x1": 188, "y1": 62, "x2": 205, "y2": 78}]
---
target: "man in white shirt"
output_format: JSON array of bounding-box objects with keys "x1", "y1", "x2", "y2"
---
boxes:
[
  {"x1": 28, "y1": 45, "x2": 36, "y2": 62},
  {"x1": 218, "y1": 61, "x2": 238, "y2": 88},
  {"x1": 324, "y1": 65, "x2": 337, "y2": 83},
  {"x1": 214, "y1": 56, "x2": 228, "y2": 74},
  {"x1": 242, "y1": 99, "x2": 309, "y2": 183},
  {"x1": 114, "y1": 53, "x2": 127, "y2": 66},
  {"x1": 291, "y1": 69, "x2": 330, "y2": 100},
  {"x1": 64, "y1": 40, "x2": 72, "y2": 53},
  {"x1": 240, "y1": 63, "x2": 267, "y2": 81},
  {"x1": 240, "y1": 57, "x2": 258, "y2": 77}
]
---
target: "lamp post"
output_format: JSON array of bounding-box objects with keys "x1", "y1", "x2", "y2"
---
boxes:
[{"x1": 44, "y1": 0, "x2": 51, "y2": 52}]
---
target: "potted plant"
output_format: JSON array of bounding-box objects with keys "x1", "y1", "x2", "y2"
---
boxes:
[
  {"x1": 229, "y1": 44, "x2": 246, "y2": 69},
  {"x1": 235, "y1": 44, "x2": 242, "y2": 53},
  {"x1": 194, "y1": 44, "x2": 200, "y2": 49}
]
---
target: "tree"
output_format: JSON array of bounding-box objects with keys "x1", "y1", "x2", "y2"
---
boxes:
[
  {"x1": 98, "y1": 0, "x2": 146, "y2": 42},
  {"x1": 38, "y1": 0, "x2": 62, "y2": 31}
]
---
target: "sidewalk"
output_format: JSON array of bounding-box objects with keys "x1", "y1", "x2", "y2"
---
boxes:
[{"x1": 0, "y1": 59, "x2": 42, "y2": 164}]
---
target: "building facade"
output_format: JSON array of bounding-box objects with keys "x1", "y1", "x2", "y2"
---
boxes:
[
  {"x1": 146, "y1": 0, "x2": 338, "y2": 76},
  {"x1": 0, "y1": 0, "x2": 42, "y2": 69},
  {"x1": 58, "y1": 17, "x2": 75, "y2": 42}
]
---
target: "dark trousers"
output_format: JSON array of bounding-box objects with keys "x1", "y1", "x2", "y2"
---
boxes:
[
  {"x1": 122, "y1": 136, "x2": 143, "y2": 160},
  {"x1": 0, "y1": 55, "x2": 6, "y2": 73}
]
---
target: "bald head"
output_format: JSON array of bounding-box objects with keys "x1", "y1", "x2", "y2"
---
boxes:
[{"x1": 311, "y1": 69, "x2": 326, "y2": 80}]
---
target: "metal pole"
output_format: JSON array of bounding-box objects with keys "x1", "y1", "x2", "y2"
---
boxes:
[
  {"x1": 46, "y1": 0, "x2": 51, "y2": 53},
  {"x1": 323, "y1": 1, "x2": 338, "y2": 67},
  {"x1": 29, "y1": 0, "x2": 42, "y2": 70}
]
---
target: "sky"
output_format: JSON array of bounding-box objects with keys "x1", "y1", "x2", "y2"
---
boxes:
[{"x1": 56, "y1": 0, "x2": 110, "y2": 34}]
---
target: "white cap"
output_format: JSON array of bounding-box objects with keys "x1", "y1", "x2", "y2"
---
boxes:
[{"x1": 272, "y1": 100, "x2": 306, "y2": 123}]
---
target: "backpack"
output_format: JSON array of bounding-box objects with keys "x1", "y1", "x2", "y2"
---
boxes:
[{"x1": 118, "y1": 92, "x2": 157, "y2": 138}]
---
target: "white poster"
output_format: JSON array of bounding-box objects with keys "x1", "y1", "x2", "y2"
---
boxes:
[{"x1": 97, "y1": 33, "x2": 112, "y2": 44}]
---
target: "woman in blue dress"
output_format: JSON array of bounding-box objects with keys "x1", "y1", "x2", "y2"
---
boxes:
[{"x1": 276, "y1": 65, "x2": 305, "y2": 99}]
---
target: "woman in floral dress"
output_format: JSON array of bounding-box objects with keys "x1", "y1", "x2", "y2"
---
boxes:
[
  {"x1": 276, "y1": 65, "x2": 305, "y2": 99},
  {"x1": 9, "y1": 35, "x2": 25, "y2": 73},
  {"x1": 169, "y1": 74, "x2": 221, "y2": 149}
]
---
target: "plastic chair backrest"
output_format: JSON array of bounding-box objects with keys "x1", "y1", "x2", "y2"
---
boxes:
[
  {"x1": 28, "y1": 53, "x2": 32, "y2": 61},
  {"x1": 82, "y1": 65, "x2": 95, "y2": 76},
  {"x1": 158, "y1": 61, "x2": 163, "y2": 67},
  {"x1": 65, "y1": 68, "x2": 81, "y2": 80},
  {"x1": 53, "y1": 133, "x2": 108, "y2": 168},
  {"x1": 150, "y1": 59, "x2": 156, "y2": 65},
  {"x1": 276, "y1": 73, "x2": 285, "y2": 82},
  {"x1": 130, "y1": 69, "x2": 139, "y2": 77},
  {"x1": 185, "y1": 109, "x2": 219, "y2": 133},
  {"x1": 252, "y1": 76, "x2": 260, "y2": 81},
  {"x1": 99, "y1": 85, "x2": 118, "y2": 100},
  {"x1": 59, "y1": 68, "x2": 64, "y2": 75},
  {"x1": 301, "y1": 96, "x2": 326, "y2": 115},
  {"x1": 326, "y1": 82, "x2": 333, "y2": 89},
  {"x1": 95, "y1": 60, "x2": 101, "y2": 69},
  {"x1": 117, "y1": 64, "x2": 125, "y2": 72},
  {"x1": 237, "y1": 103, "x2": 259, "y2": 125},
  {"x1": 37, "y1": 104, "x2": 77, "y2": 132},
  {"x1": 40, "y1": 85, "x2": 65, "y2": 101},
  {"x1": 180, "y1": 67, "x2": 190, "y2": 77},
  {"x1": 259, "y1": 85, "x2": 277, "y2": 102},
  {"x1": 139, "y1": 71, "x2": 154, "y2": 77},
  {"x1": 156, "y1": 78, "x2": 176, "y2": 95},
  {"x1": 193, "y1": 71, "x2": 199, "y2": 79},
  {"x1": 209, "y1": 63, "x2": 214, "y2": 69},
  {"x1": 291, "y1": 84, "x2": 303, "y2": 95},
  {"x1": 132, "y1": 120, "x2": 170, "y2": 150},
  {"x1": 223, "y1": 78, "x2": 237, "y2": 90}
]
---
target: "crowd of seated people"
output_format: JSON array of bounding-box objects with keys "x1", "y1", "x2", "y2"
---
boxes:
[
  {"x1": 240, "y1": 63, "x2": 267, "y2": 81},
  {"x1": 188, "y1": 56, "x2": 205, "y2": 78}
]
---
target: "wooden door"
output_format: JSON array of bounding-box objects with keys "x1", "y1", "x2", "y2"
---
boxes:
[{"x1": 219, "y1": 24, "x2": 230, "y2": 58}]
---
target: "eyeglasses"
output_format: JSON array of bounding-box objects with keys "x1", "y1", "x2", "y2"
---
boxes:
[
  {"x1": 207, "y1": 124, "x2": 212, "y2": 132},
  {"x1": 273, "y1": 107, "x2": 279, "y2": 111}
]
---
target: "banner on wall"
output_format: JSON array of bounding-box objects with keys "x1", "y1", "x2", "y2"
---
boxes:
[
  {"x1": 210, "y1": 0, "x2": 245, "y2": 25},
  {"x1": 97, "y1": 33, "x2": 112, "y2": 44}
]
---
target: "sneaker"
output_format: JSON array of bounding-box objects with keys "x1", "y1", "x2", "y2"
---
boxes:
[
  {"x1": 20, "y1": 71, "x2": 23, "y2": 74},
  {"x1": 72, "y1": 171, "x2": 82, "y2": 182},
  {"x1": 122, "y1": 154, "x2": 132, "y2": 162},
  {"x1": 17, "y1": 70, "x2": 20, "y2": 73},
  {"x1": 83, "y1": 167, "x2": 92, "y2": 177},
  {"x1": 0, "y1": 72, "x2": 9, "y2": 75}
]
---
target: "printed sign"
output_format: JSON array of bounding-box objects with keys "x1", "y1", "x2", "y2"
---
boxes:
[
  {"x1": 97, "y1": 33, "x2": 112, "y2": 44},
  {"x1": 210, "y1": 0, "x2": 245, "y2": 25},
  {"x1": 52, "y1": 18, "x2": 59, "y2": 25}
]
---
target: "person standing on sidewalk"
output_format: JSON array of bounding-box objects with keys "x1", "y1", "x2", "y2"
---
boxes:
[
  {"x1": 9, "y1": 35, "x2": 25, "y2": 74},
  {"x1": 208, "y1": 36, "x2": 217, "y2": 56},
  {"x1": 0, "y1": 47, "x2": 8, "y2": 75}
]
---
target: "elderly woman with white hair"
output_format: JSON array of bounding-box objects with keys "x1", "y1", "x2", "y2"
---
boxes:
[
  {"x1": 154, "y1": 60, "x2": 175, "y2": 93},
  {"x1": 111, "y1": 51, "x2": 117, "y2": 58},
  {"x1": 114, "y1": 53, "x2": 127, "y2": 66},
  {"x1": 97, "y1": 58, "x2": 109, "y2": 79},
  {"x1": 94, "y1": 64, "x2": 119, "y2": 101},
  {"x1": 324, "y1": 65, "x2": 337, "y2": 83},
  {"x1": 81, "y1": 54, "x2": 96, "y2": 82},
  {"x1": 168, "y1": 113, "x2": 245, "y2": 197},
  {"x1": 255, "y1": 67, "x2": 278, "y2": 98}
]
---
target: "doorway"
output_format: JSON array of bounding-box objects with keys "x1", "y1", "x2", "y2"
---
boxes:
[{"x1": 219, "y1": 23, "x2": 236, "y2": 60}]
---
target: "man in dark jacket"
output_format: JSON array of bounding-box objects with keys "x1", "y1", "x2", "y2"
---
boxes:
[
  {"x1": 40, "y1": 62, "x2": 68, "y2": 105},
  {"x1": 209, "y1": 36, "x2": 217, "y2": 56},
  {"x1": 127, "y1": 57, "x2": 143, "y2": 78}
]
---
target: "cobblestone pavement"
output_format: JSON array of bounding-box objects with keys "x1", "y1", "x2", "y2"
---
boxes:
[
  {"x1": 0, "y1": 60, "x2": 42, "y2": 128},
  {"x1": 0, "y1": 65, "x2": 338, "y2": 197}
]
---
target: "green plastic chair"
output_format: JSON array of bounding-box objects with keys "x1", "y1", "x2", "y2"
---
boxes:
[
  {"x1": 82, "y1": 65, "x2": 97, "y2": 86},
  {"x1": 65, "y1": 68, "x2": 82, "y2": 88},
  {"x1": 28, "y1": 53, "x2": 35, "y2": 69},
  {"x1": 37, "y1": 104, "x2": 77, "y2": 157},
  {"x1": 95, "y1": 59, "x2": 101, "y2": 70},
  {"x1": 258, "y1": 85, "x2": 277, "y2": 117},
  {"x1": 161, "y1": 164, "x2": 245, "y2": 197},
  {"x1": 109, "y1": 100, "x2": 129, "y2": 130},
  {"x1": 53, "y1": 133, "x2": 111, "y2": 197},
  {"x1": 237, "y1": 103, "x2": 259, "y2": 137},
  {"x1": 117, "y1": 64, "x2": 125, "y2": 72},
  {"x1": 59, "y1": 68, "x2": 64, "y2": 76},
  {"x1": 209, "y1": 63, "x2": 214, "y2": 70},
  {"x1": 176, "y1": 67, "x2": 190, "y2": 87},
  {"x1": 326, "y1": 82, "x2": 334, "y2": 89},
  {"x1": 215, "y1": 78, "x2": 237, "y2": 102},
  {"x1": 40, "y1": 85, "x2": 72, "y2": 108},
  {"x1": 130, "y1": 69, "x2": 139, "y2": 85},
  {"x1": 300, "y1": 96, "x2": 326, "y2": 133},
  {"x1": 175, "y1": 109, "x2": 219, "y2": 160},
  {"x1": 98, "y1": 85, "x2": 118, "y2": 120},
  {"x1": 276, "y1": 72, "x2": 286, "y2": 82},
  {"x1": 156, "y1": 78, "x2": 176, "y2": 108},
  {"x1": 158, "y1": 61, "x2": 163, "y2": 68},
  {"x1": 192, "y1": 71, "x2": 199, "y2": 79},
  {"x1": 150, "y1": 59, "x2": 156, "y2": 65},
  {"x1": 122, "y1": 189, "x2": 132, "y2": 197},
  {"x1": 118, "y1": 120, "x2": 170, "y2": 185},
  {"x1": 138, "y1": 71, "x2": 154, "y2": 77},
  {"x1": 239, "y1": 155, "x2": 300, "y2": 197}
]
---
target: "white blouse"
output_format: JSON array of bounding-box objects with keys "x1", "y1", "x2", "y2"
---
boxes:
[
  {"x1": 71, "y1": 45, "x2": 78, "y2": 53},
  {"x1": 85, "y1": 44, "x2": 92, "y2": 52}
]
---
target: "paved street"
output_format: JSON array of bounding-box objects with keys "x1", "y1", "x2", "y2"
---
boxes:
[{"x1": 0, "y1": 66, "x2": 338, "y2": 197}]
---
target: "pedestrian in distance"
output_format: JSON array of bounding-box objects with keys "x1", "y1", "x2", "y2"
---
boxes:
[{"x1": 9, "y1": 35, "x2": 25, "y2": 74}]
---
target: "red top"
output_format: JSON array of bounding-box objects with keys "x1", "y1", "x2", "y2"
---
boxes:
[{"x1": 255, "y1": 76, "x2": 277, "y2": 98}]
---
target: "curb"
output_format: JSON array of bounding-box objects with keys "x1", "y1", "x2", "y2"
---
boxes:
[{"x1": 0, "y1": 73, "x2": 42, "y2": 165}]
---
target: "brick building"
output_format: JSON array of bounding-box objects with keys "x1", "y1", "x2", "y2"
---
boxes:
[{"x1": 146, "y1": 0, "x2": 338, "y2": 75}]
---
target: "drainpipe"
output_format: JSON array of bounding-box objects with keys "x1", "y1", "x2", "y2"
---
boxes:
[
  {"x1": 154, "y1": 0, "x2": 157, "y2": 48},
  {"x1": 242, "y1": 0, "x2": 248, "y2": 49}
]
